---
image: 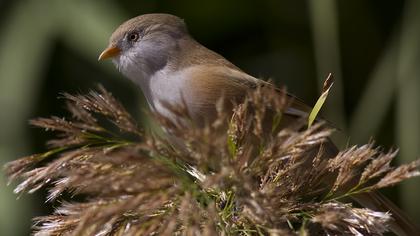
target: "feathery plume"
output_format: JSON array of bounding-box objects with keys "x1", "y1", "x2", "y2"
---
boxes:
[{"x1": 4, "y1": 85, "x2": 419, "y2": 235}]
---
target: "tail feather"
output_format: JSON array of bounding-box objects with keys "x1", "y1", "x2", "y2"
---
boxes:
[
  {"x1": 353, "y1": 191, "x2": 420, "y2": 236},
  {"x1": 322, "y1": 140, "x2": 420, "y2": 235}
]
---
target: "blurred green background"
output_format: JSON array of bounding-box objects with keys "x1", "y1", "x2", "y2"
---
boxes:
[{"x1": 0, "y1": 0, "x2": 419, "y2": 235}]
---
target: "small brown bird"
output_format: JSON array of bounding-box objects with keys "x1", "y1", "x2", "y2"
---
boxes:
[{"x1": 99, "y1": 13, "x2": 418, "y2": 236}]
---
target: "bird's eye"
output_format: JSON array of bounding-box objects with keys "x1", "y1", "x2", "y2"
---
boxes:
[{"x1": 128, "y1": 32, "x2": 140, "y2": 42}]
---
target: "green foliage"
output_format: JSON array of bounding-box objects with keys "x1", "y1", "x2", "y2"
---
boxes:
[{"x1": 308, "y1": 73, "x2": 334, "y2": 129}]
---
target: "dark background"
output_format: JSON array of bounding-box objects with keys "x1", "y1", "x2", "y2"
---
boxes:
[{"x1": 1, "y1": 1, "x2": 419, "y2": 235}]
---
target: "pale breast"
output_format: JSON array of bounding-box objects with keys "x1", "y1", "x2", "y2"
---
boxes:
[
  {"x1": 148, "y1": 68, "x2": 189, "y2": 122},
  {"x1": 147, "y1": 65, "x2": 258, "y2": 126}
]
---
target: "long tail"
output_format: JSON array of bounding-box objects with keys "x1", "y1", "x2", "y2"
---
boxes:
[
  {"x1": 284, "y1": 96, "x2": 419, "y2": 235},
  {"x1": 322, "y1": 140, "x2": 420, "y2": 236},
  {"x1": 353, "y1": 191, "x2": 420, "y2": 236}
]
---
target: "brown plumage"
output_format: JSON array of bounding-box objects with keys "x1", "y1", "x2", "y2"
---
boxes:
[{"x1": 99, "y1": 13, "x2": 419, "y2": 235}]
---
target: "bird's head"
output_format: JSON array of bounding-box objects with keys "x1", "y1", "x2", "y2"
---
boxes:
[{"x1": 98, "y1": 14, "x2": 189, "y2": 80}]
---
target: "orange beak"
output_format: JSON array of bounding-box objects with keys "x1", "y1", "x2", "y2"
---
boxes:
[{"x1": 98, "y1": 46, "x2": 121, "y2": 61}]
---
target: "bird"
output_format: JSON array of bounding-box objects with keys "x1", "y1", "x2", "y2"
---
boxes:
[{"x1": 98, "y1": 13, "x2": 419, "y2": 236}]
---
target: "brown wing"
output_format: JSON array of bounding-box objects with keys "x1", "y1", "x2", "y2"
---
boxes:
[
  {"x1": 184, "y1": 65, "x2": 314, "y2": 125},
  {"x1": 184, "y1": 66, "x2": 251, "y2": 124}
]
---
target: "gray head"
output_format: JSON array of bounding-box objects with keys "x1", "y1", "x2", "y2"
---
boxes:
[{"x1": 99, "y1": 14, "x2": 189, "y2": 80}]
